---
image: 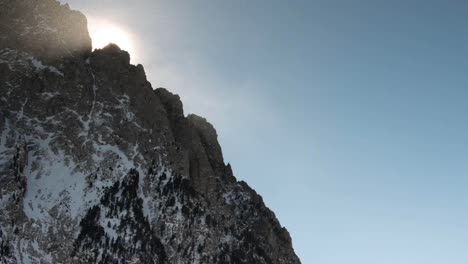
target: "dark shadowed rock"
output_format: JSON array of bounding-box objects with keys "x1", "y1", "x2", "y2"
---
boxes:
[{"x1": 187, "y1": 114, "x2": 225, "y2": 176}]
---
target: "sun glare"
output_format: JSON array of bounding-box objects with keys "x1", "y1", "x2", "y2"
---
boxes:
[{"x1": 88, "y1": 18, "x2": 136, "y2": 62}]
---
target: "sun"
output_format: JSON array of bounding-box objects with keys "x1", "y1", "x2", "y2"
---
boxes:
[{"x1": 87, "y1": 18, "x2": 136, "y2": 62}]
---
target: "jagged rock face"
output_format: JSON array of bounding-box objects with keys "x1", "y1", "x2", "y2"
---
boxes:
[
  {"x1": 0, "y1": 0, "x2": 91, "y2": 64},
  {"x1": 0, "y1": 0, "x2": 301, "y2": 263}
]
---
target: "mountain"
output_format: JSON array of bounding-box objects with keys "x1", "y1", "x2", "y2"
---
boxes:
[{"x1": 0, "y1": 0, "x2": 301, "y2": 263}]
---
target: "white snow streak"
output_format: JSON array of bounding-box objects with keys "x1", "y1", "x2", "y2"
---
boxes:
[{"x1": 30, "y1": 58, "x2": 63, "y2": 76}]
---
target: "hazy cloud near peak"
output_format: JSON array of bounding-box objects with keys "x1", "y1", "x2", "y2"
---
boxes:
[
  {"x1": 64, "y1": 0, "x2": 281, "y2": 134},
  {"x1": 145, "y1": 58, "x2": 280, "y2": 127}
]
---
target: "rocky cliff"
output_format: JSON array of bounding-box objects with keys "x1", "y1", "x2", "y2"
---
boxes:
[{"x1": 0, "y1": 0, "x2": 301, "y2": 263}]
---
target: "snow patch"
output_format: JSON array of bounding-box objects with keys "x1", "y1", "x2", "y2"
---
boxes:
[
  {"x1": 23, "y1": 133, "x2": 89, "y2": 221},
  {"x1": 30, "y1": 58, "x2": 64, "y2": 76},
  {"x1": 223, "y1": 188, "x2": 251, "y2": 205},
  {"x1": 40, "y1": 92, "x2": 60, "y2": 100},
  {"x1": 0, "y1": 193, "x2": 13, "y2": 210}
]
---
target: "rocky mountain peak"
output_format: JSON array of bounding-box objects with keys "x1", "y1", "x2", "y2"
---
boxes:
[
  {"x1": 0, "y1": 0, "x2": 91, "y2": 64},
  {"x1": 93, "y1": 43, "x2": 131, "y2": 66},
  {"x1": 0, "y1": 0, "x2": 301, "y2": 263}
]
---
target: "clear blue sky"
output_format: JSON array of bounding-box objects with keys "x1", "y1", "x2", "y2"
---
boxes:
[{"x1": 65, "y1": 0, "x2": 468, "y2": 263}]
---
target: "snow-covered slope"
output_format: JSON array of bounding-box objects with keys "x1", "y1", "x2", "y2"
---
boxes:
[{"x1": 0, "y1": 1, "x2": 301, "y2": 263}]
